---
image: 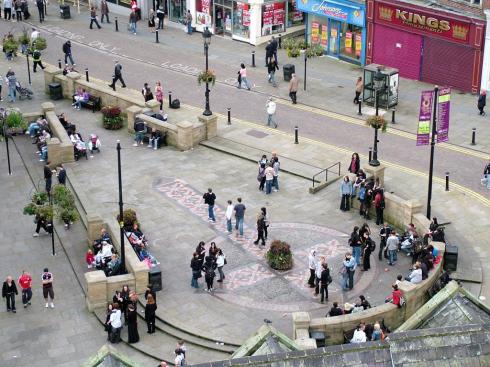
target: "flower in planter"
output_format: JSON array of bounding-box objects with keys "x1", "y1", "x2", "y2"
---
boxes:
[
  {"x1": 197, "y1": 70, "x2": 216, "y2": 86},
  {"x1": 101, "y1": 106, "x2": 123, "y2": 130},
  {"x1": 265, "y1": 240, "x2": 293, "y2": 271},
  {"x1": 366, "y1": 115, "x2": 388, "y2": 132}
]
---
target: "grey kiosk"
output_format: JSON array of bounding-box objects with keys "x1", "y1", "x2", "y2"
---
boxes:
[{"x1": 362, "y1": 64, "x2": 399, "y2": 119}]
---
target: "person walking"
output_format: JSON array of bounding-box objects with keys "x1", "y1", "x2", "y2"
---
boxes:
[
  {"x1": 216, "y1": 248, "x2": 226, "y2": 282},
  {"x1": 261, "y1": 207, "x2": 269, "y2": 240},
  {"x1": 482, "y1": 159, "x2": 490, "y2": 189},
  {"x1": 319, "y1": 263, "x2": 331, "y2": 303},
  {"x1": 225, "y1": 200, "x2": 233, "y2": 234},
  {"x1": 6, "y1": 71, "x2": 17, "y2": 102},
  {"x1": 379, "y1": 223, "x2": 391, "y2": 261},
  {"x1": 186, "y1": 10, "x2": 193, "y2": 34},
  {"x1": 32, "y1": 48, "x2": 45, "y2": 72},
  {"x1": 340, "y1": 176, "x2": 352, "y2": 211},
  {"x1": 108, "y1": 304, "x2": 122, "y2": 343},
  {"x1": 202, "y1": 255, "x2": 216, "y2": 292},
  {"x1": 289, "y1": 73, "x2": 299, "y2": 104},
  {"x1": 272, "y1": 156, "x2": 280, "y2": 192},
  {"x1": 89, "y1": 6, "x2": 102, "y2": 29},
  {"x1": 129, "y1": 9, "x2": 138, "y2": 34},
  {"x1": 233, "y1": 197, "x2": 246, "y2": 236},
  {"x1": 354, "y1": 76, "x2": 363, "y2": 104},
  {"x1": 307, "y1": 250, "x2": 316, "y2": 288},
  {"x1": 386, "y1": 231, "x2": 399, "y2": 266},
  {"x1": 62, "y1": 40, "x2": 75, "y2": 66},
  {"x1": 267, "y1": 59, "x2": 278, "y2": 87},
  {"x1": 145, "y1": 294, "x2": 157, "y2": 333},
  {"x1": 190, "y1": 252, "x2": 201, "y2": 289},
  {"x1": 374, "y1": 189, "x2": 385, "y2": 225},
  {"x1": 41, "y1": 268, "x2": 54, "y2": 308},
  {"x1": 156, "y1": 5, "x2": 164, "y2": 29},
  {"x1": 342, "y1": 252, "x2": 356, "y2": 290},
  {"x1": 266, "y1": 98, "x2": 277, "y2": 128},
  {"x1": 155, "y1": 81, "x2": 163, "y2": 112},
  {"x1": 18, "y1": 270, "x2": 32, "y2": 308},
  {"x1": 148, "y1": 9, "x2": 156, "y2": 32},
  {"x1": 253, "y1": 210, "x2": 266, "y2": 246},
  {"x1": 478, "y1": 90, "x2": 486, "y2": 116},
  {"x1": 2, "y1": 276, "x2": 18, "y2": 312},
  {"x1": 108, "y1": 61, "x2": 126, "y2": 91},
  {"x1": 35, "y1": 0, "x2": 43, "y2": 22},
  {"x1": 127, "y1": 304, "x2": 139, "y2": 343},
  {"x1": 4, "y1": 0, "x2": 12, "y2": 20},
  {"x1": 44, "y1": 164, "x2": 52, "y2": 194},
  {"x1": 203, "y1": 188, "x2": 216, "y2": 223},
  {"x1": 238, "y1": 63, "x2": 251, "y2": 90},
  {"x1": 100, "y1": 0, "x2": 109, "y2": 23},
  {"x1": 264, "y1": 163, "x2": 274, "y2": 195}
]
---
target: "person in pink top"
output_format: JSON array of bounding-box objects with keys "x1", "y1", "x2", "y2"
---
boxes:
[
  {"x1": 155, "y1": 81, "x2": 163, "y2": 112},
  {"x1": 238, "y1": 63, "x2": 251, "y2": 90}
]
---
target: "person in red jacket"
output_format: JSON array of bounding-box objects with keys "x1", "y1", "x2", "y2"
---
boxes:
[
  {"x1": 18, "y1": 270, "x2": 32, "y2": 308},
  {"x1": 390, "y1": 283, "x2": 403, "y2": 307}
]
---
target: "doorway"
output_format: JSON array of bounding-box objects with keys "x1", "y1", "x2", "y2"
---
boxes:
[
  {"x1": 328, "y1": 19, "x2": 340, "y2": 57},
  {"x1": 214, "y1": 1, "x2": 232, "y2": 36}
]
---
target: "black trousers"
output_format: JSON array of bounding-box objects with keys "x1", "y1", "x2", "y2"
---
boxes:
[
  {"x1": 320, "y1": 284, "x2": 328, "y2": 302},
  {"x1": 254, "y1": 229, "x2": 265, "y2": 246},
  {"x1": 375, "y1": 208, "x2": 383, "y2": 225},
  {"x1": 340, "y1": 194, "x2": 350, "y2": 211},
  {"x1": 111, "y1": 75, "x2": 126, "y2": 89},
  {"x1": 308, "y1": 269, "x2": 315, "y2": 286},
  {"x1": 5, "y1": 293, "x2": 15, "y2": 310},
  {"x1": 289, "y1": 91, "x2": 297, "y2": 104},
  {"x1": 146, "y1": 317, "x2": 155, "y2": 333},
  {"x1": 35, "y1": 221, "x2": 52, "y2": 234},
  {"x1": 4, "y1": 8, "x2": 11, "y2": 19},
  {"x1": 354, "y1": 91, "x2": 361, "y2": 104},
  {"x1": 16, "y1": 9, "x2": 22, "y2": 20},
  {"x1": 33, "y1": 60, "x2": 45, "y2": 72},
  {"x1": 37, "y1": 5, "x2": 44, "y2": 22},
  {"x1": 478, "y1": 106, "x2": 485, "y2": 115},
  {"x1": 101, "y1": 13, "x2": 109, "y2": 22},
  {"x1": 157, "y1": 17, "x2": 163, "y2": 29},
  {"x1": 348, "y1": 269, "x2": 355, "y2": 289},
  {"x1": 90, "y1": 18, "x2": 101, "y2": 29},
  {"x1": 379, "y1": 240, "x2": 386, "y2": 260}
]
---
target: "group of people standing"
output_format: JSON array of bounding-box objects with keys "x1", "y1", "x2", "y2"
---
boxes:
[
  {"x1": 257, "y1": 153, "x2": 280, "y2": 194},
  {"x1": 307, "y1": 250, "x2": 332, "y2": 303},
  {"x1": 190, "y1": 241, "x2": 226, "y2": 292}
]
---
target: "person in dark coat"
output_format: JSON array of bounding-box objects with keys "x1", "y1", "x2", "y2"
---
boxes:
[
  {"x1": 44, "y1": 164, "x2": 52, "y2": 194},
  {"x1": 478, "y1": 90, "x2": 486, "y2": 116},
  {"x1": 195, "y1": 242, "x2": 206, "y2": 268},
  {"x1": 190, "y1": 252, "x2": 201, "y2": 289},
  {"x1": 348, "y1": 152, "x2": 360, "y2": 175},
  {"x1": 202, "y1": 255, "x2": 216, "y2": 292},
  {"x1": 319, "y1": 263, "x2": 331, "y2": 303},
  {"x1": 108, "y1": 60, "x2": 126, "y2": 91},
  {"x1": 57, "y1": 165, "x2": 66, "y2": 185},
  {"x1": 2, "y1": 276, "x2": 18, "y2": 312},
  {"x1": 127, "y1": 304, "x2": 139, "y2": 343},
  {"x1": 145, "y1": 294, "x2": 157, "y2": 333},
  {"x1": 120, "y1": 284, "x2": 130, "y2": 323}
]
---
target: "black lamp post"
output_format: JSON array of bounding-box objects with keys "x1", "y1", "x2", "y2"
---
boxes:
[
  {"x1": 202, "y1": 27, "x2": 212, "y2": 116},
  {"x1": 369, "y1": 67, "x2": 384, "y2": 167},
  {"x1": 116, "y1": 140, "x2": 126, "y2": 274},
  {"x1": 2, "y1": 120, "x2": 12, "y2": 175}
]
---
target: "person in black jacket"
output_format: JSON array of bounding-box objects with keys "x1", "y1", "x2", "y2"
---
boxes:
[
  {"x1": 267, "y1": 59, "x2": 279, "y2": 87},
  {"x1": 253, "y1": 211, "x2": 266, "y2": 246},
  {"x1": 2, "y1": 276, "x2": 18, "y2": 312},
  {"x1": 57, "y1": 165, "x2": 66, "y2": 185},
  {"x1": 145, "y1": 294, "x2": 157, "y2": 333},
  {"x1": 319, "y1": 263, "x2": 331, "y2": 303},
  {"x1": 327, "y1": 302, "x2": 343, "y2": 317},
  {"x1": 108, "y1": 61, "x2": 126, "y2": 91},
  {"x1": 203, "y1": 188, "x2": 216, "y2": 222},
  {"x1": 478, "y1": 90, "x2": 486, "y2": 116},
  {"x1": 190, "y1": 252, "x2": 201, "y2": 289},
  {"x1": 36, "y1": 0, "x2": 44, "y2": 22},
  {"x1": 43, "y1": 164, "x2": 52, "y2": 194},
  {"x1": 202, "y1": 255, "x2": 216, "y2": 292},
  {"x1": 62, "y1": 40, "x2": 75, "y2": 65}
]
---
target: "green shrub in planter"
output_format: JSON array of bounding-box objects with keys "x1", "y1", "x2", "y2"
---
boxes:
[
  {"x1": 59, "y1": 207, "x2": 79, "y2": 224},
  {"x1": 117, "y1": 208, "x2": 139, "y2": 231},
  {"x1": 52, "y1": 185, "x2": 75, "y2": 208},
  {"x1": 32, "y1": 191, "x2": 49, "y2": 205},
  {"x1": 101, "y1": 106, "x2": 124, "y2": 130},
  {"x1": 37, "y1": 205, "x2": 53, "y2": 221},
  {"x1": 265, "y1": 240, "x2": 293, "y2": 271},
  {"x1": 31, "y1": 37, "x2": 47, "y2": 51},
  {"x1": 287, "y1": 47, "x2": 300, "y2": 58},
  {"x1": 23, "y1": 202, "x2": 38, "y2": 216},
  {"x1": 5, "y1": 111, "x2": 26, "y2": 133}
]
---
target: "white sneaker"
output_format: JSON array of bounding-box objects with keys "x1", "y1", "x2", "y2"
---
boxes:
[
  {"x1": 154, "y1": 147, "x2": 157, "y2": 150},
  {"x1": 45, "y1": 303, "x2": 49, "y2": 308},
  {"x1": 132, "y1": 143, "x2": 138, "y2": 147},
  {"x1": 147, "y1": 145, "x2": 152, "y2": 148},
  {"x1": 140, "y1": 141, "x2": 144, "y2": 145},
  {"x1": 33, "y1": 233, "x2": 39, "y2": 237},
  {"x1": 50, "y1": 303, "x2": 54, "y2": 308}
]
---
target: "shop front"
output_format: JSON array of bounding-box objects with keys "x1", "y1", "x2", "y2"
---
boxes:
[
  {"x1": 186, "y1": 0, "x2": 305, "y2": 44},
  {"x1": 297, "y1": 0, "x2": 366, "y2": 65},
  {"x1": 366, "y1": 0, "x2": 485, "y2": 93}
]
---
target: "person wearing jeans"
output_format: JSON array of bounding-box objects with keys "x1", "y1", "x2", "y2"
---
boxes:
[
  {"x1": 266, "y1": 97, "x2": 277, "y2": 128},
  {"x1": 233, "y1": 197, "x2": 246, "y2": 236},
  {"x1": 133, "y1": 119, "x2": 146, "y2": 146},
  {"x1": 18, "y1": 271, "x2": 32, "y2": 308},
  {"x1": 342, "y1": 253, "x2": 356, "y2": 290},
  {"x1": 129, "y1": 10, "x2": 137, "y2": 34},
  {"x1": 272, "y1": 157, "x2": 280, "y2": 191},
  {"x1": 186, "y1": 10, "x2": 192, "y2": 34},
  {"x1": 216, "y1": 249, "x2": 226, "y2": 282},
  {"x1": 2, "y1": 276, "x2": 18, "y2": 313},
  {"x1": 202, "y1": 188, "x2": 216, "y2": 222},
  {"x1": 225, "y1": 200, "x2": 233, "y2": 234},
  {"x1": 386, "y1": 232, "x2": 399, "y2": 266},
  {"x1": 265, "y1": 164, "x2": 274, "y2": 195}
]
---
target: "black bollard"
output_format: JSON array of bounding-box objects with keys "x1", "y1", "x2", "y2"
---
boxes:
[
  {"x1": 471, "y1": 128, "x2": 476, "y2": 145},
  {"x1": 369, "y1": 147, "x2": 372, "y2": 162},
  {"x1": 26, "y1": 53, "x2": 31, "y2": 85},
  {"x1": 357, "y1": 100, "x2": 362, "y2": 116},
  {"x1": 445, "y1": 172, "x2": 450, "y2": 191},
  {"x1": 227, "y1": 108, "x2": 231, "y2": 125},
  {"x1": 168, "y1": 91, "x2": 172, "y2": 108},
  {"x1": 252, "y1": 51, "x2": 255, "y2": 67},
  {"x1": 294, "y1": 126, "x2": 299, "y2": 144},
  {"x1": 58, "y1": 59, "x2": 62, "y2": 69},
  {"x1": 115, "y1": 17, "x2": 119, "y2": 32},
  {"x1": 391, "y1": 110, "x2": 396, "y2": 124},
  {"x1": 85, "y1": 68, "x2": 89, "y2": 82},
  {"x1": 278, "y1": 34, "x2": 282, "y2": 49},
  {"x1": 156, "y1": 29, "x2": 159, "y2": 43}
]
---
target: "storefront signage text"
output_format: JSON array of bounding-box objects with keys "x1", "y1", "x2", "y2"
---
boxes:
[
  {"x1": 296, "y1": 0, "x2": 365, "y2": 27},
  {"x1": 376, "y1": 2, "x2": 470, "y2": 43}
]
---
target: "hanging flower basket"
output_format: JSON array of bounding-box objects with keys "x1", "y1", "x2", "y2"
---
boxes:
[
  {"x1": 197, "y1": 70, "x2": 216, "y2": 86},
  {"x1": 366, "y1": 115, "x2": 388, "y2": 132}
]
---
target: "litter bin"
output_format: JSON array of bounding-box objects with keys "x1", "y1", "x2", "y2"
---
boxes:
[
  {"x1": 148, "y1": 265, "x2": 162, "y2": 292},
  {"x1": 444, "y1": 245, "x2": 458, "y2": 272},
  {"x1": 283, "y1": 64, "x2": 295, "y2": 82},
  {"x1": 60, "y1": 5, "x2": 71, "y2": 19},
  {"x1": 48, "y1": 83, "x2": 62, "y2": 101}
]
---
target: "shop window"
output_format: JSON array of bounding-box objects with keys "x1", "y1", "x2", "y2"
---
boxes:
[
  {"x1": 340, "y1": 23, "x2": 362, "y2": 61},
  {"x1": 287, "y1": 0, "x2": 303, "y2": 27},
  {"x1": 118, "y1": 0, "x2": 132, "y2": 8},
  {"x1": 262, "y1": 2, "x2": 285, "y2": 36},
  {"x1": 169, "y1": 0, "x2": 186, "y2": 23},
  {"x1": 196, "y1": 0, "x2": 213, "y2": 27},
  {"x1": 310, "y1": 20, "x2": 327, "y2": 51},
  {"x1": 233, "y1": 2, "x2": 250, "y2": 38}
]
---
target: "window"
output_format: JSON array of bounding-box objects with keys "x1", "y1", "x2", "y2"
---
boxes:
[
  {"x1": 287, "y1": 0, "x2": 303, "y2": 27},
  {"x1": 233, "y1": 2, "x2": 250, "y2": 38},
  {"x1": 340, "y1": 23, "x2": 362, "y2": 61},
  {"x1": 262, "y1": 2, "x2": 285, "y2": 36},
  {"x1": 196, "y1": 0, "x2": 213, "y2": 27}
]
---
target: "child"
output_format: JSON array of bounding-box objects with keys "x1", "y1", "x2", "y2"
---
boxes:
[{"x1": 86, "y1": 249, "x2": 95, "y2": 268}]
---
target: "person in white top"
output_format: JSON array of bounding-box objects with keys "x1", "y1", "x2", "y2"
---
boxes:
[
  {"x1": 314, "y1": 255, "x2": 325, "y2": 296},
  {"x1": 109, "y1": 304, "x2": 122, "y2": 343},
  {"x1": 238, "y1": 63, "x2": 251, "y2": 90},
  {"x1": 351, "y1": 323, "x2": 367, "y2": 343},
  {"x1": 307, "y1": 250, "x2": 317, "y2": 288},
  {"x1": 225, "y1": 200, "x2": 233, "y2": 234},
  {"x1": 266, "y1": 97, "x2": 277, "y2": 128},
  {"x1": 31, "y1": 28, "x2": 40, "y2": 41},
  {"x1": 216, "y1": 248, "x2": 226, "y2": 282},
  {"x1": 264, "y1": 164, "x2": 275, "y2": 195},
  {"x1": 407, "y1": 263, "x2": 422, "y2": 284},
  {"x1": 100, "y1": 241, "x2": 113, "y2": 259}
]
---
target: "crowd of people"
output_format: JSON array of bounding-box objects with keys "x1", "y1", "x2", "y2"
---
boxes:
[
  {"x1": 257, "y1": 153, "x2": 280, "y2": 195},
  {"x1": 88, "y1": 228, "x2": 122, "y2": 276},
  {"x1": 190, "y1": 241, "x2": 227, "y2": 291}
]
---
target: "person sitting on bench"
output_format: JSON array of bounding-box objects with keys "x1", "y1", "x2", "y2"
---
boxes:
[
  {"x1": 73, "y1": 88, "x2": 89, "y2": 110},
  {"x1": 148, "y1": 128, "x2": 162, "y2": 150}
]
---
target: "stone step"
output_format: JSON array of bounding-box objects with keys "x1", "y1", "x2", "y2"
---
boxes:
[{"x1": 94, "y1": 308, "x2": 231, "y2": 364}]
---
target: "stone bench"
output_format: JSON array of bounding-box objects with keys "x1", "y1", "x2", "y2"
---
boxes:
[{"x1": 41, "y1": 102, "x2": 74, "y2": 166}]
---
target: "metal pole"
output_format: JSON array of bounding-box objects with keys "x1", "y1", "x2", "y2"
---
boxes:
[
  {"x1": 369, "y1": 89, "x2": 380, "y2": 166},
  {"x1": 115, "y1": 16, "x2": 119, "y2": 31},
  {"x1": 49, "y1": 194, "x2": 55, "y2": 256},
  {"x1": 369, "y1": 147, "x2": 372, "y2": 162},
  {"x1": 58, "y1": 59, "x2": 62, "y2": 69},
  {"x1": 155, "y1": 29, "x2": 159, "y2": 43},
  {"x1": 85, "y1": 68, "x2": 89, "y2": 82},
  {"x1": 294, "y1": 126, "x2": 299, "y2": 144},
  {"x1": 391, "y1": 110, "x2": 396, "y2": 124},
  {"x1": 471, "y1": 128, "x2": 476, "y2": 145},
  {"x1": 252, "y1": 51, "x2": 255, "y2": 67},
  {"x1": 426, "y1": 86, "x2": 439, "y2": 220},
  {"x1": 116, "y1": 141, "x2": 126, "y2": 274},
  {"x1": 168, "y1": 91, "x2": 172, "y2": 108},
  {"x1": 303, "y1": 52, "x2": 307, "y2": 91},
  {"x1": 227, "y1": 108, "x2": 231, "y2": 125},
  {"x1": 203, "y1": 42, "x2": 211, "y2": 116},
  {"x1": 3, "y1": 122, "x2": 11, "y2": 175},
  {"x1": 445, "y1": 172, "x2": 449, "y2": 191},
  {"x1": 357, "y1": 100, "x2": 362, "y2": 116},
  {"x1": 278, "y1": 34, "x2": 282, "y2": 49},
  {"x1": 26, "y1": 53, "x2": 31, "y2": 85}
]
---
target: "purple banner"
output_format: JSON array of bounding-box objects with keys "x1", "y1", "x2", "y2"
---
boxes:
[
  {"x1": 437, "y1": 87, "x2": 451, "y2": 143},
  {"x1": 416, "y1": 90, "x2": 433, "y2": 146}
]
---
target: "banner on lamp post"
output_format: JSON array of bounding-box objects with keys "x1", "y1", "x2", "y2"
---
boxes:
[
  {"x1": 416, "y1": 90, "x2": 433, "y2": 146},
  {"x1": 436, "y1": 87, "x2": 451, "y2": 143}
]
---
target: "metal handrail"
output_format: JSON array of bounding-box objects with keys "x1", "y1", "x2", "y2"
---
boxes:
[{"x1": 312, "y1": 162, "x2": 341, "y2": 187}]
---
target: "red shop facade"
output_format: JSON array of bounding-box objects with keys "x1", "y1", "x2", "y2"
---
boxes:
[{"x1": 366, "y1": 0, "x2": 485, "y2": 93}]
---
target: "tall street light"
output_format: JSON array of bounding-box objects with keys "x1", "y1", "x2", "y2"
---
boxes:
[
  {"x1": 202, "y1": 27, "x2": 212, "y2": 116},
  {"x1": 2, "y1": 119, "x2": 12, "y2": 175},
  {"x1": 116, "y1": 140, "x2": 126, "y2": 274},
  {"x1": 369, "y1": 67, "x2": 384, "y2": 167}
]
